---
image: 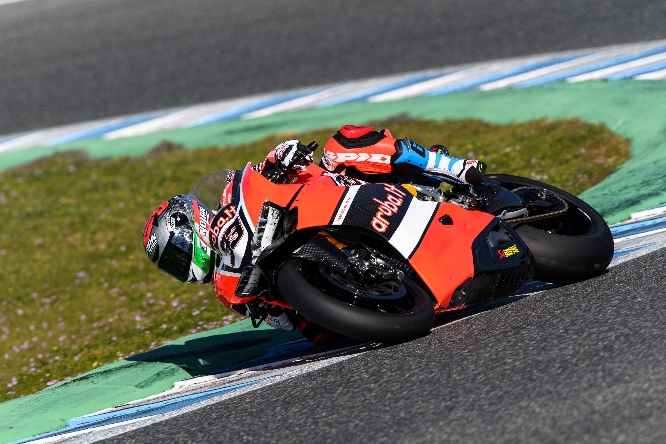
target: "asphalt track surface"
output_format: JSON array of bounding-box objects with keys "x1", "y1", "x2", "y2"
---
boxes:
[
  {"x1": 3, "y1": 0, "x2": 666, "y2": 136},
  {"x1": 6, "y1": 1, "x2": 666, "y2": 442},
  {"x1": 103, "y1": 247, "x2": 666, "y2": 443}
]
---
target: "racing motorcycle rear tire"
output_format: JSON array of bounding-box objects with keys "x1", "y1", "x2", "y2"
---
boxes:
[
  {"x1": 489, "y1": 174, "x2": 613, "y2": 284},
  {"x1": 277, "y1": 259, "x2": 435, "y2": 343}
]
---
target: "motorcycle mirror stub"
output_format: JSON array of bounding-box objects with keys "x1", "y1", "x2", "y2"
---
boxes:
[{"x1": 305, "y1": 141, "x2": 318, "y2": 153}]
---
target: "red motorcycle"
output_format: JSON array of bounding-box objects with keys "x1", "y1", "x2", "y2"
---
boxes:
[{"x1": 188, "y1": 142, "x2": 613, "y2": 343}]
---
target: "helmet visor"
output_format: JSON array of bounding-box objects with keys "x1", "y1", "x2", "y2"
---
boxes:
[{"x1": 158, "y1": 229, "x2": 193, "y2": 282}]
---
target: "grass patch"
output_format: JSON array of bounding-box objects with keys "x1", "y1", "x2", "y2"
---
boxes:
[{"x1": 0, "y1": 117, "x2": 629, "y2": 402}]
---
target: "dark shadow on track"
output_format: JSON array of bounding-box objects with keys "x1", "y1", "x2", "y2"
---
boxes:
[{"x1": 125, "y1": 327, "x2": 302, "y2": 378}]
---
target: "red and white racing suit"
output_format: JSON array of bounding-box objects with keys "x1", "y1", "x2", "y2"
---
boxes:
[
  {"x1": 214, "y1": 125, "x2": 487, "y2": 344},
  {"x1": 250, "y1": 124, "x2": 486, "y2": 189}
]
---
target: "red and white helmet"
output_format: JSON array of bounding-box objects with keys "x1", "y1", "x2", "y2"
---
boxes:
[{"x1": 143, "y1": 195, "x2": 213, "y2": 283}]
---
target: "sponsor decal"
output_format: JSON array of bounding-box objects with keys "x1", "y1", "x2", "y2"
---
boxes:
[
  {"x1": 145, "y1": 233, "x2": 158, "y2": 259},
  {"x1": 218, "y1": 218, "x2": 244, "y2": 256},
  {"x1": 326, "y1": 173, "x2": 364, "y2": 186},
  {"x1": 190, "y1": 199, "x2": 210, "y2": 241},
  {"x1": 210, "y1": 205, "x2": 237, "y2": 246},
  {"x1": 198, "y1": 206, "x2": 210, "y2": 231},
  {"x1": 371, "y1": 184, "x2": 407, "y2": 233},
  {"x1": 199, "y1": 209, "x2": 209, "y2": 228},
  {"x1": 329, "y1": 184, "x2": 411, "y2": 238},
  {"x1": 334, "y1": 194, "x2": 355, "y2": 224},
  {"x1": 328, "y1": 152, "x2": 392, "y2": 165},
  {"x1": 497, "y1": 244, "x2": 520, "y2": 259},
  {"x1": 220, "y1": 181, "x2": 234, "y2": 206}
]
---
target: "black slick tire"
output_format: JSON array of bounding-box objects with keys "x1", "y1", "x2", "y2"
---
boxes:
[
  {"x1": 277, "y1": 259, "x2": 434, "y2": 343},
  {"x1": 489, "y1": 174, "x2": 614, "y2": 284}
]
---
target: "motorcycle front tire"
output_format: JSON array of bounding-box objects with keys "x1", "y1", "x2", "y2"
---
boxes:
[{"x1": 276, "y1": 259, "x2": 435, "y2": 343}]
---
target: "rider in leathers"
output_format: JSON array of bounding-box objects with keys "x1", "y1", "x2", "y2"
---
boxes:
[{"x1": 143, "y1": 125, "x2": 487, "y2": 344}]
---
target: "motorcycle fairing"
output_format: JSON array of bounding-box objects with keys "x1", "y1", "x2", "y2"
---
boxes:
[
  {"x1": 239, "y1": 163, "x2": 305, "y2": 227},
  {"x1": 407, "y1": 204, "x2": 497, "y2": 308},
  {"x1": 212, "y1": 164, "x2": 508, "y2": 311},
  {"x1": 326, "y1": 184, "x2": 442, "y2": 259},
  {"x1": 211, "y1": 164, "x2": 344, "y2": 308},
  {"x1": 447, "y1": 221, "x2": 534, "y2": 307},
  {"x1": 292, "y1": 176, "x2": 497, "y2": 308}
]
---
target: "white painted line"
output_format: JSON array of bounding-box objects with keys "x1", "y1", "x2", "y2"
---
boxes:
[
  {"x1": 368, "y1": 53, "x2": 567, "y2": 102},
  {"x1": 174, "y1": 342, "x2": 368, "y2": 389},
  {"x1": 242, "y1": 85, "x2": 351, "y2": 119},
  {"x1": 242, "y1": 76, "x2": 413, "y2": 119},
  {"x1": 24, "y1": 418, "x2": 148, "y2": 444},
  {"x1": 613, "y1": 227, "x2": 666, "y2": 243},
  {"x1": 0, "y1": 0, "x2": 30, "y2": 5},
  {"x1": 629, "y1": 206, "x2": 666, "y2": 220},
  {"x1": 479, "y1": 41, "x2": 666, "y2": 90},
  {"x1": 0, "y1": 121, "x2": 100, "y2": 155},
  {"x1": 609, "y1": 238, "x2": 666, "y2": 268},
  {"x1": 368, "y1": 65, "x2": 489, "y2": 102},
  {"x1": 567, "y1": 51, "x2": 666, "y2": 82},
  {"x1": 479, "y1": 48, "x2": 627, "y2": 90},
  {"x1": 103, "y1": 97, "x2": 261, "y2": 139},
  {"x1": 634, "y1": 67, "x2": 666, "y2": 80}
]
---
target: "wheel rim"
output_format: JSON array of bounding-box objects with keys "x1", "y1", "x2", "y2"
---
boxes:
[
  {"x1": 510, "y1": 185, "x2": 596, "y2": 236},
  {"x1": 525, "y1": 197, "x2": 595, "y2": 236},
  {"x1": 298, "y1": 261, "x2": 420, "y2": 314}
]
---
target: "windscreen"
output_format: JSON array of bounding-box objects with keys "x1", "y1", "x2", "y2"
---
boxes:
[{"x1": 188, "y1": 169, "x2": 232, "y2": 210}]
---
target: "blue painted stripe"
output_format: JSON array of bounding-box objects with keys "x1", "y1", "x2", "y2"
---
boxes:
[
  {"x1": 610, "y1": 216, "x2": 666, "y2": 238},
  {"x1": 44, "y1": 112, "x2": 169, "y2": 146},
  {"x1": 317, "y1": 71, "x2": 455, "y2": 107},
  {"x1": 426, "y1": 54, "x2": 588, "y2": 96},
  {"x1": 607, "y1": 60, "x2": 666, "y2": 80},
  {"x1": 516, "y1": 46, "x2": 666, "y2": 87},
  {"x1": 190, "y1": 90, "x2": 323, "y2": 126},
  {"x1": 14, "y1": 378, "x2": 269, "y2": 443},
  {"x1": 0, "y1": 134, "x2": 22, "y2": 145},
  {"x1": 613, "y1": 242, "x2": 656, "y2": 259}
]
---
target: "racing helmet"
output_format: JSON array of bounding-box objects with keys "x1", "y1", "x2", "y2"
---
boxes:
[{"x1": 143, "y1": 195, "x2": 212, "y2": 284}]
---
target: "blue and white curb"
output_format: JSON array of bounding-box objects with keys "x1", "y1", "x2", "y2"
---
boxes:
[
  {"x1": 14, "y1": 206, "x2": 666, "y2": 444},
  {"x1": 609, "y1": 205, "x2": 666, "y2": 265},
  {"x1": 3, "y1": 39, "x2": 666, "y2": 156},
  {"x1": 13, "y1": 343, "x2": 372, "y2": 444}
]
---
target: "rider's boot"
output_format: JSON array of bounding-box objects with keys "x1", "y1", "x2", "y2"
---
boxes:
[
  {"x1": 263, "y1": 306, "x2": 296, "y2": 331},
  {"x1": 424, "y1": 144, "x2": 487, "y2": 185}
]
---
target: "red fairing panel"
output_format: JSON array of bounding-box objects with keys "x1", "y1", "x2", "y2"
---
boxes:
[
  {"x1": 239, "y1": 163, "x2": 303, "y2": 228},
  {"x1": 212, "y1": 270, "x2": 250, "y2": 308},
  {"x1": 292, "y1": 179, "x2": 348, "y2": 230},
  {"x1": 408, "y1": 204, "x2": 494, "y2": 309},
  {"x1": 293, "y1": 179, "x2": 495, "y2": 307}
]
